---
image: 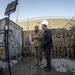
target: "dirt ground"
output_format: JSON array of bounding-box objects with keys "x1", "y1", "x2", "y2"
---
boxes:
[{"x1": 3, "y1": 57, "x2": 75, "y2": 75}]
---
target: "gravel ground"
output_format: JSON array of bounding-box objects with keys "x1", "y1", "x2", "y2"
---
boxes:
[{"x1": 51, "y1": 58, "x2": 75, "y2": 73}]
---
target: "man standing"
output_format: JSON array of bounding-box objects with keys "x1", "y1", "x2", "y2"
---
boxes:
[
  {"x1": 69, "y1": 33, "x2": 74, "y2": 59},
  {"x1": 32, "y1": 25, "x2": 42, "y2": 67},
  {"x1": 57, "y1": 36, "x2": 61, "y2": 58},
  {"x1": 25, "y1": 37, "x2": 31, "y2": 55},
  {"x1": 41, "y1": 20, "x2": 53, "y2": 71},
  {"x1": 73, "y1": 32, "x2": 75, "y2": 58},
  {"x1": 64, "y1": 33, "x2": 70, "y2": 59},
  {"x1": 52, "y1": 35, "x2": 57, "y2": 58},
  {"x1": 60, "y1": 35, "x2": 64, "y2": 58}
]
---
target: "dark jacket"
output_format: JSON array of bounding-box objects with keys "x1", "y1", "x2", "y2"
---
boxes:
[{"x1": 42, "y1": 29, "x2": 53, "y2": 49}]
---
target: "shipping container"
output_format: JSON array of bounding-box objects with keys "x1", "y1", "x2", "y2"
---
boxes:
[{"x1": 0, "y1": 18, "x2": 23, "y2": 59}]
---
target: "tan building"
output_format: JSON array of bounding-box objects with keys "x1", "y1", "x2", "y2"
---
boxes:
[{"x1": 16, "y1": 16, "x2": 74, "y2": 31}]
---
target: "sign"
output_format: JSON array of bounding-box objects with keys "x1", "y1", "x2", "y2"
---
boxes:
[
  {"x1": 5, "y1": 0, "x2": 18, "y2": 16},
  {"x1": 0, "y1": 50, "x2": 4, "y2": 55}
]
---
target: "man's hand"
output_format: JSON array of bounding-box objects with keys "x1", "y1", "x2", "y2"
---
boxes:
[
  {"x1": 33, "y1": 36, "x2": 37, "y2": 39},
  {"x1": 33, "y1": 35, "x2": 38, "y2": 39}
]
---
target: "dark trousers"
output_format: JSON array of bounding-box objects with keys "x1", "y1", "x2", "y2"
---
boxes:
[
  {"x1": 44, "y1": 49, "x2": 51, "y2": 68},
  {"x1": 74, "y1": 46, "x2": 75, "y2": 58}
]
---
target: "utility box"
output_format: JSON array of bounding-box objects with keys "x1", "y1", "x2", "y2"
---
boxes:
[{"x1": 0, "y1": 18, "x2": 23, "y2": 59}]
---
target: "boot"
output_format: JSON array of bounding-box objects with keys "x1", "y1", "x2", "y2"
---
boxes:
[
  {"x1": 34, "y1": 63, "x2": 39, "y2": 66},
  {"x1": 37, "y1": 62, "x2": 42, "y2": 67},
  {"x1": 34, "y1": 59, "x2": 39, "y2": 66}
]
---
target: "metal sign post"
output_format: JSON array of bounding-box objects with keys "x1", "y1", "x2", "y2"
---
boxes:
[{"x1": 5, "y1": 0, "x2": 18, "y2": 75}]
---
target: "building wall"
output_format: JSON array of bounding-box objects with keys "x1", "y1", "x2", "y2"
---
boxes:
[{"x1": 17, "y1": 19, "x2": 71, "y2": 31}]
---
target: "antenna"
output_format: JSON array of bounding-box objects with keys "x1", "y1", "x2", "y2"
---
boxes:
[
  {"x1": 16, "y1": 4, "x2": 19, "y2": 22},
  {"x1": 16, "y1": 0, "x2": 21, "y2": 22}
]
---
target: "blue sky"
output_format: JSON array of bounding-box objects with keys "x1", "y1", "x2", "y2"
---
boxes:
[{"x1": 0, "y1": 0, "x2": 75, "y2": 21}]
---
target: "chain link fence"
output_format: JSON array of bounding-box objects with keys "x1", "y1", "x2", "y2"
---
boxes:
[{"x1": 51, "y1": 15, "x2": 75, "y2": 35}]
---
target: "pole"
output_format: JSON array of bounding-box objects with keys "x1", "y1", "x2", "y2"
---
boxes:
[
  {"x1": 16, "y1": 4, "x2": 19, "y2": 22},
  {"x1": 4, "y1": 0, "x2": 19, "y2": 75},
  {"x1": 5, "y1": 15, "x2": 11, "y2": 75},
  {"x1": 8, "y1": 15, "x2": 12, "y2": 75}
]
